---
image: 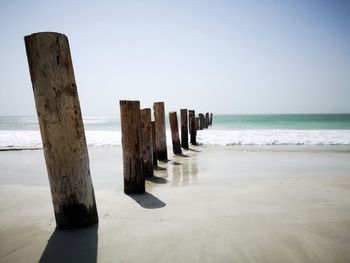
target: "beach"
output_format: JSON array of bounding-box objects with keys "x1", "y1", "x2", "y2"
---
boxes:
[{"x1": 1, "y1": 145, "x2": 350, "y2": 262}]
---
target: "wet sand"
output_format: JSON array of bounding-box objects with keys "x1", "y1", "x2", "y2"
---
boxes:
[{"x1": 1, "y1": 145, "x2": 350, "y2": 262}]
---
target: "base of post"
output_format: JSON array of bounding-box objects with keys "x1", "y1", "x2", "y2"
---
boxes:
[
  {"x1": 55, "y1": 203, "x2": 98, "y2": 229},
  {"x1": 124, "y1": 187, "x2": 145, "y2": 194},
  {"x1": 157, "y1": 150, "x2": 168, "y2": 161},
  {"x1": 144, "y1": 161, "x2": 154, "y2": 177}
]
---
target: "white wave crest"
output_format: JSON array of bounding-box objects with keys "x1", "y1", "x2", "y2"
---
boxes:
[
  {"x1": 1, "y1": 129, "x2": 350, "y2": 150},
  {"x1": 197, "y1": 129, "x2": 350, "y2": 146}
]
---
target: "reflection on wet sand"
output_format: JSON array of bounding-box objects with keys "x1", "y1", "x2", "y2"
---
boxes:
[
  {"x1": 190, "y1": 157, "x2": 198, "y2": 180},
  {"x1": 146, "y1": 150, "x2": 199, "y2": 190},
  {"x1": 182, "y1": 162, "x2": 190, "y2": 185},
  {"x1": 171, "y1": 163, "x2": 182, "y2": 186}
]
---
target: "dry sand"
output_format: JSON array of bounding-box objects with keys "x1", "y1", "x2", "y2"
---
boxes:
[{"x1": 0, "y1": 145, "x2": 350, "y2": 262}]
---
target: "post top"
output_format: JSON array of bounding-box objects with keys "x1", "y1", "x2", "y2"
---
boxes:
[{"x1": 24, "y1": 32, "x2": 67, "y2": 40}]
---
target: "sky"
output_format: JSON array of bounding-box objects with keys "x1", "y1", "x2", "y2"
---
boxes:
[{"x1": 0, "y1": 0, "x2": 349, "y2": 116}]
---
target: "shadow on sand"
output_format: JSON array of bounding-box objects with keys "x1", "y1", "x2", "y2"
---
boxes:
[
  {"x1": 154, "y1": 166, "x2": 167, "y2": 171},
  {"x1": 127, "y1": 192, "x2": 166, "y2": 209},
  {"x1": 176, "y1": 153, "x2": 189, "y2": 157},
  {"x1": 39, "y1": 224, "x2": 98, "y2": 263},
  {"x1": 146, "y1": 176, "x2": 168, "y2": 184},
  {"x1": 188, "y1": 147, "x2": 201, "y2": 152},
  {"x1": 168, "y1": 160, "x2": 182, "y2": 165}
]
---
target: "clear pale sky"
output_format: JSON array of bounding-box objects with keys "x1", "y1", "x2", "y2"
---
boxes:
[{"x1": 0, "y1": 0, "x2": 349, "y2": 115}]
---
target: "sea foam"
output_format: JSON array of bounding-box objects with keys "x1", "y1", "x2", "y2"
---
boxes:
[
  {"x1": 1, "y1": 129, "x2": 350, "y2": 150},
  {"x1": 197, "y1": 129, "x2": 350, "y2": 146}
]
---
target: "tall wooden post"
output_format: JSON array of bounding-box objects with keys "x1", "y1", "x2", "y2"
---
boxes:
[
  {"x1": 190, "y1": 117, "x2": 197, "y2": 145},
  {"x1": 210, "y1": 113, "x2": 213, "y2": 125},
  {"x1": 205, "y1": 112, "x2": 209, "y2": 128},
  {"x1": 151, "y1": 121, "x2": 158, "y2": 167},
  {"x1": 140, "y1": 108, "x2": 153, "y2": 177},
  {"x1": 199, "y1": 114, "x2": 204, "y2": 130},
  {"x1": 180, "y1": 109, "x2": 189, "y2": 149},
  {"x1": 120, "y1": 100, "x2": 145, "y2": 194},
  {"x1": 24, "y1": 32, "x2": 98, "y2": 229},
  {"x1": 188, "y1": 110, "x2": 195, "y2": 134},
  {"x1": 153, "y1": 102, "x2": 168, "y2": 161},
  {"x1": 169, "y1": 112, "x2": 182, "y2": 155}
]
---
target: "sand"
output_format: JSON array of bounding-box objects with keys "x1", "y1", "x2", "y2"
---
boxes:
[{"x1": 1, "y1": 145, "x2": 350, "y2": 262}]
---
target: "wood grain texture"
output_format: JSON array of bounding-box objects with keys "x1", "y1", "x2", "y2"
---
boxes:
[
  {"x1": 180, "y1": 109, "x2": 189, "y2": 149},
  {"x1": 24, "y1": 32, "x2": 98, "y2": 229},
  {"x1": 120, "y1": 100, "x2": 145, "y2": 193},
  {"x1": 190, "y1": 117, "x2": 197, "y2": 145},
  {"x1": 140, "y1": 108, "x2": 154, "y2": 177},
  {"x1": 169, "y1": 112, "x2": 182, "y2": 155},
  {"x1": 153, "y1": 102, "x2": 168, "y2": 161},
  {"x1": 188, "y1": 110, "x2": 195, "y2": 134},
  {"x1": 199, "y1": 114, "x2": 204, "y2": 130},
  {"x1": 205, "y1": 112, "x2": 209, "y2": 129},
  {"x1": 151, "y1": 121, "x2": 158, "y2": 167}
]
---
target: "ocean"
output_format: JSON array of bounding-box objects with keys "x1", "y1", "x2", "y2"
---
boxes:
[{"x1": 0, "y1": 114, "x2": 350, "y2": 150}]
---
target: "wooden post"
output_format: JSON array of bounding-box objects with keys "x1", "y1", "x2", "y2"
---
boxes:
[
  {"x1": 190, "y1": 117, "x2": 197, "y2": 145},
  {"x1": 205, "y1": 112, "x2": 209, "y2": 128},
  {"x1": 24, "y1": 32, "x2": 98, "y2": 229},
  {"x1": 196, "y1": 117, "x2": 200, "y2": 130},
  {"x1": 188, "y1": 110, "x2": 195, "y2": 134},
  {"x1": 169, "y1": 112, "x2": 182, "y2": 155},
  {"x1": 180, "y1": 109, "x2": 189, "y2": 149},
  {"x1": 153, "y1": 102, "x2": 168, "y2": 161},
  {"x1": 210, "y1": 113, "x2": 213, "y2": 125},
  {"x1": 151, "y1": 121, "x2": 158, "y2": 167},
  {"x1": 140, "y1": 108, "x2": 153, "y2": 177},
  {"x1": 120, "y1": 100, "x2": 145, "y2": 194},
  {"x1": 199, "y1": 113, "x2": 204, "y2": 130}
]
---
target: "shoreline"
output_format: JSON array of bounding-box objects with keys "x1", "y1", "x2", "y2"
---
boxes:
[
  {"x1": 1, "y1": 145, "x2": 350, "y2": 262},
  {"x1": 1, "y1": 144, "x2": 350, "y2": 152}
]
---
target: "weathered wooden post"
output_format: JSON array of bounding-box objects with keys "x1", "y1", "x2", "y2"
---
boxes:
[
  {"x1": 196, "y1": 117, "x2": 200, "y2": 130},
  {"x1": 199, "y1": 113, "x2": 204, "y2": 130},
  {"x1": 190, "y1": 116, "x2": 197, "y2": 145},
  {"x1": 205, "y1": 112, "x2": 209, "y2": 128},
  {"x1": 24, "y1": 32, "x2": 98, "y2": 229},
  {"x1": 151, "y1": 121, "x2": 158, "y2": 167},
  {"x1": 210, "y1": 113, "x2": 213, "y2": 125},
  {"x1": 153, "y1": 102, "x2": 168, "y2": 161},
  {"x1": 169, "y1": 112, "x2": 182, "y2": 155},
  {"x1": 140, "y1": 108, "x2": 154, "y2": 177},
  {"x1": 188, "y1": 110, "x2": 195, "y2": 134},
  {"x1": 180, "y1": 109, "x2": 189, "y2": 149},
  {"x1": 120, "y1": 100, "x2": 145, "y2": 193}
]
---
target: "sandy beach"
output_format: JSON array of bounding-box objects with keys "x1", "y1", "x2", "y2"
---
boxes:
[{"x1": 1, "y1": 145, "x2": 350, "y2": 262}]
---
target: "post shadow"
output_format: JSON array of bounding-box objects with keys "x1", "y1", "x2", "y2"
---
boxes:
[
  {"x1": 188, "y1": 148, "x2": 201, "y2": 152},
  {"x1": 158, "y1": 159, "x2": 170, "y2": 163},
  {"x1": 127, "y1": 192, "x2": 166, "y2": 209},
  {"x1": 168, "y1": 160, "x2": 182, "y2": 165},
  {"x1": 146, "y1": 176, "x2": 169, "y2": 184},
  {"x1": 39, "y1": 224, "x2": 98, "y2": 263},
  {"x1": 154, "y1": 166, "x2": 167, "y2": 171}
]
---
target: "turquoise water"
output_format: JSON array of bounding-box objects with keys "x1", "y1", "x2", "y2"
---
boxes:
[
  {"x1": 213, "y1": 114, "x2": 350, "y2": 130},
  {"x1": 0, "y1": 114, "x2": 349, "y2": 131}
]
